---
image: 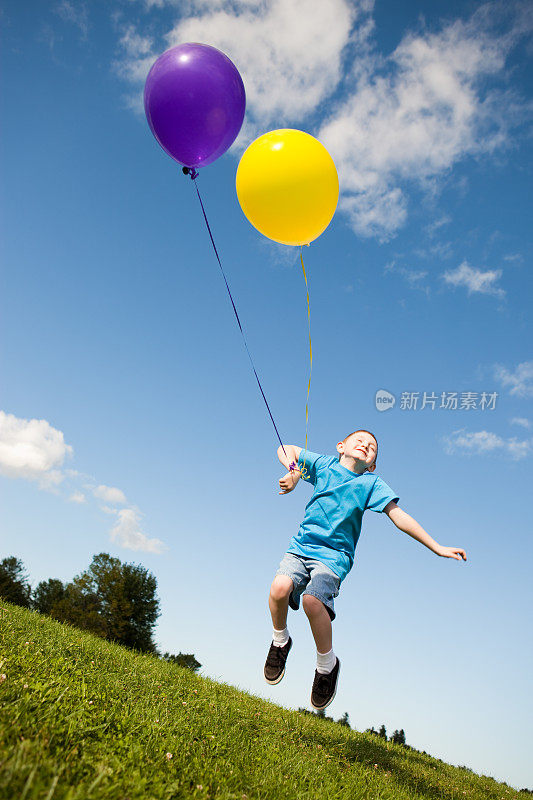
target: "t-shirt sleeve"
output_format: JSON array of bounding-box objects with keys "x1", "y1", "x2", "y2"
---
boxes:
[
  {"x1": 366, "y1": 476, "x2": 400, "y2": 512},
  {"x1": 297, "y1": 449, "x2": 331, "y2": 485}
]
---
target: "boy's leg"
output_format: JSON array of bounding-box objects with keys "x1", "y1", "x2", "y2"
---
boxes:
[
  {"x1": 264, "y1": 575, "x2": 294, "y2": 685},
  {"x1": 301, "y1": 594, "x2": 332, "y2": 653},
  {"x1": 268, "y1": 574, "x2": 293, "y2": 631},
  {"x1": 303, "y1": 595, "x2": 340, "y2": 709},
  {"x1": 265, "y1": 553, "x2": 310, "y2": 686},
  {"x1": 301, "y1": 561, "x2": 341, "y2": 710}
]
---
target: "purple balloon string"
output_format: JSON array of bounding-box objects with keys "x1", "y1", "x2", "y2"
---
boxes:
[{"x1": 184, "y1": 169, "x2": 288, "y2": 461}]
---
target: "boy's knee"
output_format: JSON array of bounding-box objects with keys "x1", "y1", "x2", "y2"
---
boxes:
[
  {"x1": 302, "y1": 593, "x2": 325, "y2": 616},
  {"x1": 269, "y1": 575, "x2": 293, "y2": 603}
]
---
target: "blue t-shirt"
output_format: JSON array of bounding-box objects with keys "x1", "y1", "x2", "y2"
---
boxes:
[{"x1": 287, "y1": 449, "x2": 400, "y2": 581}]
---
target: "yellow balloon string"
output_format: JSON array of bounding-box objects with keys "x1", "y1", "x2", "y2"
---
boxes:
[{"x1": 299, "y1": 245, "x2": 312, "y2": 481}]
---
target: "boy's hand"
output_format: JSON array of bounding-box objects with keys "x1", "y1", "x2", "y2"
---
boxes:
[
  {"x1": 278, "y1": 470, "x2": 300, "y2": 495},
  {"x1": 436, "y1": 546, "x2": 467, "y2": 561}
]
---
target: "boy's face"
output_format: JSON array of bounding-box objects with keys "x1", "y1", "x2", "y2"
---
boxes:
[{"x1": 336, "y1": 431, "x2": 377, "y2": 473}]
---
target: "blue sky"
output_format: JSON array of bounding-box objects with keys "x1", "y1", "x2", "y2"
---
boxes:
[{"x1": 1, "y1": 0, "x2": 532, "y2": 789}]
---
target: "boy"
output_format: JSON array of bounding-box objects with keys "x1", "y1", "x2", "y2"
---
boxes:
[{"x1": 264, "y1": 430, "x2": 467, "y2": 710}]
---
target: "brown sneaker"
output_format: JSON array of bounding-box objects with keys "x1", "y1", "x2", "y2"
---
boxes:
[
  {"x1": 311, "y1": 658, "x2": 340, "y2": 710},
  {"x1": 264, "y1": 637, "x2": 292, "y2": 685}
]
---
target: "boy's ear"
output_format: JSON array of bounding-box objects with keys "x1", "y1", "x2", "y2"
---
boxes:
[
  {"x1": 367, "y1": 463, "x2": 376, "y2": 473},
  {"x1": 336, "y1": 441, "x2": 344, "y2": 454}
]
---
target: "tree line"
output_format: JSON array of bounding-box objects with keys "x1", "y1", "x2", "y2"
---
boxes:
[
  {"x1": 0, "y1": 553, "x2": 200, "y2": 671},
  {"x1": 367, "y1": 724, "x2": 406, "y2": 745},
  {"x1": 299, "y1": 708, "x2": 407, "y2": 746},
  {"x1": 303, "y1": 710, "x2": 531, "y2": 793}
]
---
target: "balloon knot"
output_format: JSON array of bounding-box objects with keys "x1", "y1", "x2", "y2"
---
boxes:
[{"x1": 182, "y1": 167, "x2": 199, "y2": 180}]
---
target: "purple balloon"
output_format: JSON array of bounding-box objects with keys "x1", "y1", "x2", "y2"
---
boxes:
[{"x1": 144, "y1": 43, "x2": 246, "y2": 169}]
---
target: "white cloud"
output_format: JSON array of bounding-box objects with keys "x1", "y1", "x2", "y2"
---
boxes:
[
  {"x1": 0, "y1": 411, "x2": 73, "y2": 485},
  {"x1": 425, "y1": 215, "x2": 452, "y2": 237},
  {"x1": 510, "y1": 417, "x2": 531, "y2": 429},
  {"x1": 68, "y1": 491, "x2": 87, "y2": 503},
  {"x1": 1, "y1": 409, "x2": 167, "y2": 554},
  {"x1": 442, "y1": 428, "x2": 533, "y2": 460},
  {"x1": 113, "y1": 24, "x2": 158, "y2": 112},
  {"x1": 443, "y1": 261, "x2": 505, "y2": 297},
  {"x1": 54, "y1": 1, "x2": 89, "y2": 38},
  {"x1": 339, "y1": 187, "x2": 407, "y2": 241},
  {"x1": 140, "y1": 0, "x2": 283, "y2": 11},
  {"x1": 99, "y1": 504, "x2": 118, "y2": 515},
  {"x1": 119, "y1": 24, "x2": 155, "y2": 59},
  {"x1": 92, "y1": 484, "x2": 127, "y2": 505},
  {"x1": 494, "y1": 361, "x2": 533, "y2": 397},
  {"x1": 116, "y1": 0, "x2": 371, "y2": 119},
  {"x1": 168, "y1": 0, "x2": 363, "y2": 127},
  {"x1": 506, "y1": 438, "x2": 533, "y2": 460},
  {"x1": 319, "y1": 5, "x2": 526, "y2": 238},
  {"x1": 429, "y1": 241, "x2": 453, "y2": 260},
  {"x1": 386, "y1": 262, "x2": 430, "y2": 293},
  {"x1": 110, "y1": 508, "x2": 167, "y2": 554}
]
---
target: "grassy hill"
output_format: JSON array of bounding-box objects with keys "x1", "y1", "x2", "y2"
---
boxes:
[{"x1": 0, "y1": 603, "x2": 527, "y2": 800}]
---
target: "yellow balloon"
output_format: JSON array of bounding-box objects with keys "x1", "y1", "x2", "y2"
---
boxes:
[{"x1": 236, "y1": 129, "x2": 339, "y2": 246}]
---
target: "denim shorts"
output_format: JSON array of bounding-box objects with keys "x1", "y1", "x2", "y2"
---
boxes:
[{"x1": 275, "y1": 552, "x2": 341, "y2": 621}]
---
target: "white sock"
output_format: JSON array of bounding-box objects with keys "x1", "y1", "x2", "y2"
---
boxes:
[
  {"x1": 316, "y1": 648, "x2": 336, "y2": 674},
  {"x1": 272, "y1": 627, "x2": 289, "y2": 647}
]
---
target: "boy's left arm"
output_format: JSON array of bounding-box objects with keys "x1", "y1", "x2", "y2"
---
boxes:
[{"x1": 383, "y1": 502, "x2": 467, "y2": 561}]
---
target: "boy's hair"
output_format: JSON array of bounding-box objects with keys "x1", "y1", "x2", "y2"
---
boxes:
[{"x1": 341, "y1": 429, "x2": 378, "y2": 462}]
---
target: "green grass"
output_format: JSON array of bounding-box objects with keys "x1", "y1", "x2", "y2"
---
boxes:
[{"x1": 0, "y1": 603, "x2": 527, "y2": 800}]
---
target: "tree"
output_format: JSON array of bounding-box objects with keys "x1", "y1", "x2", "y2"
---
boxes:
[
  {"x1": 32, "y1": 553, "x2": 160, "y2": 651},
  {"x1": 32, "y1": 578, "x2": 65, "y2": 614},
  {"x1": 390, "y1": 729, "x2": 406, "y2": 745},
  {"x1": 337, "y1": 711, "x2": 350, "y2": 728},
  {"x1": 74, "y1": 553, "x2": 161, "y2": 652},
  {"x1": 378, "y1": 724, "x2": 387, "y2": 739},
  {"x1": 0, "y1": 557, "x2": 31, "y2": 608},
  {"x1": 314, "y1": 708, "x2": 333, "y2": 721},
  {"x1": 45, "y1": 579, "x2": 105, "y2": 637},
  {"x1": 162, "y1": 652, "x2": 201, "y2": 672}
]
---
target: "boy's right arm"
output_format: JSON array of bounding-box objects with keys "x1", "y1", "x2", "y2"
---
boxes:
[
  {"x1": 277, "y1": 444, "x2": 302, "y2": 470},
  {"x1": 277, "y1": 444, "x2": 302, "y2": 495}
]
